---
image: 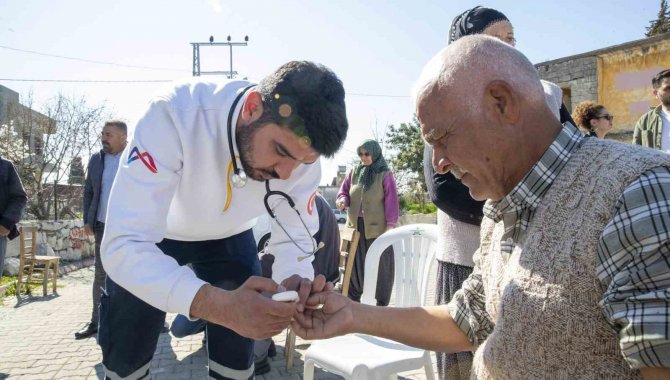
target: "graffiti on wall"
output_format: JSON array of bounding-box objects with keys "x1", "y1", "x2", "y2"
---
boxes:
[{"x1": 70, "y1": 227, "x2": 85, "y2": 250}]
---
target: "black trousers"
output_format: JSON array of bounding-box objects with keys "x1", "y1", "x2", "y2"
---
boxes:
[{"x1": 347, "y1": 217, "x2": 395, "y2": 306}]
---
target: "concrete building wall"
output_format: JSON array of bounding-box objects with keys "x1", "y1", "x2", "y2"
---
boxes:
[
  {"x1": 598, "y1": 38, "x2": 670, "y2": 135},
  {"x1": 536, "y1": 56, "x2": 598, "y2": 112}
]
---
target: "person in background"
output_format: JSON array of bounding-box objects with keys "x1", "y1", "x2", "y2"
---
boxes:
[
  {"x1": 336, "y1": 139, "x2": 399, "y2": 306},
  {"x1": 633, "y1": 69, "x2": 670, "y2": 152},
  {"x1": 0, "y1": 154, "x2": 27, "y2": 287},
  {"x1": 572, "y1": 101, "x2": 614, "y2": 138},
  {"x1": 423, "y1": 6, "x2": 574, "y2": 379},
  {"x1": 75, "y1": 120, "x2": 127, "y2": 340}
]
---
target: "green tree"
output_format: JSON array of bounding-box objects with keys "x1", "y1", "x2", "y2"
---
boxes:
[
  {"x1": 68, "y1": 156, "x2": 85, "y2": 185},
  {"x1": 646, "y1": 0, "x2": 670, "y2": 37},
  {"x1": 385, "y1": 115, "x2": 425, "y2": 191}
]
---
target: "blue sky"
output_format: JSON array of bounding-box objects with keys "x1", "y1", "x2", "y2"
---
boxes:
[{"x1": 0, "y1": 0, "x2": 659, "y2": 184}]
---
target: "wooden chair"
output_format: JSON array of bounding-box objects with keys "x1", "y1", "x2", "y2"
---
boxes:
[
  {"x1": 16, "y1": 226, "x2": 60, "y2": 297},
  {"x1": 285, "y1": 226, "x2": 360, "y2": 370},
  {"x1": 337, "y1": 227, "x2": 360, "y2": 297}
]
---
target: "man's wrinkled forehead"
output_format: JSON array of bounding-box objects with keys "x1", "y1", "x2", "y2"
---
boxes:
[{"x1": 417, "y1": 90, "x2": 450, "y2": 143}]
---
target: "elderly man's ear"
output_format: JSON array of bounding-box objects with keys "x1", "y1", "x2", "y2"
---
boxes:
[{"x1": 485, "y1": 80, "x2": 520, "y2": 125}]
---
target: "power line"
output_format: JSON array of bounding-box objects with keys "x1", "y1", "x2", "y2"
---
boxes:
[
  {"x1": 0, "y1": 78, "x2": 411, "y2": 97},
  {"x1": 0, "y1": 78, "x2": 172, "y2": 83},
  {"x1": 349, "y1": 92, "x2": 409, "y2": 98},
  {"x1": 0, "y1": 45, "x2": 189, "y2": 73}
]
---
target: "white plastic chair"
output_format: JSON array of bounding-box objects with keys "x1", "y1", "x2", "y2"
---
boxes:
[{"x1": 303, "y1": 223, "x2": 438, "y2": 380}]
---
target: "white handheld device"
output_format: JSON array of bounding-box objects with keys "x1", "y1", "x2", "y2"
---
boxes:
[{"x1": 271, "y1": 290, "x2": 299, "y2": 303}]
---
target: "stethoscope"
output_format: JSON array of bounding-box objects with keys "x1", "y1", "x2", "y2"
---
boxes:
[
  {"x1": 226, "y1": 84, "x2": 323, "y2": 262},
  {"x1": 263, "y1": 181, "x2": 324, "y2": 262},
  {"x1": 227, "y1": 84, "x2": 256, "y2": 189}
]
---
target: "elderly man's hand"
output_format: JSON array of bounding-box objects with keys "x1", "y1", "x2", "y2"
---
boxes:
[
  {"x1": 281, "y1": 274, "x2": 334, "y2": 312},
  {"x1": 84, "y1": 224, "x2": 94, "y2": 236},
  {"x1": 0, "y1": 225, "x2": 9, "y2": 237},
  {"x1": 291, "y1": 291, "x2": 355, "y2": 340},
  {"x1": 190, "y1": 277, "x2": 297, "y2": 340}
]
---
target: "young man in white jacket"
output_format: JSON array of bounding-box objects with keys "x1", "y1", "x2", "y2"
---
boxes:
[{"x1": 98, "y1": 61, "x2": 348, "y2": 380}]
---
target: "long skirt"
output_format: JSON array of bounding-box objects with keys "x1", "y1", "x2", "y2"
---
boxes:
[
  {"x1": 435, "y1": 261, "x2": 473, "y2": 380},
  {"x1": 347, "y1": 217, "x2": 394, "y2": 306}
]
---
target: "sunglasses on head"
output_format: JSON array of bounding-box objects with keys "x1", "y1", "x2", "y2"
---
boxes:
[
  {"x1": 598, "y1": 114, "x2": 614, "y2": 121},
  {"x1": 358, "y1": 151, "x2": 370, "y2": 157}
]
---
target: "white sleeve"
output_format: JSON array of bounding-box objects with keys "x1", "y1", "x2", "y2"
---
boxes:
[
  {"x1": 269, "y1": 160, "x2": 321, "y2": 284},
  {"x1": 100, "y1": 99, "x2": 207, "y2": 317}
]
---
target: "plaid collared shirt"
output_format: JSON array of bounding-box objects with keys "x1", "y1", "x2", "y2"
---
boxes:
[{"x1": 448, "y1": 123, "x2": 670, "y2": 369}]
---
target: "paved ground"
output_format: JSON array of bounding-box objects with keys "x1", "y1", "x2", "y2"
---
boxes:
[{"x1": 0, "y1": 267, "x2": 437, "y2": 379}]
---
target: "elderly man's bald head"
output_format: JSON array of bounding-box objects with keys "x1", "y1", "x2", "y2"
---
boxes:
[
  {"x1": 413, "y1": 35, "x2": 545, "y2": 114},
  {"x1": 414, "y1": 35, "x2": 562, "y2": 201}
]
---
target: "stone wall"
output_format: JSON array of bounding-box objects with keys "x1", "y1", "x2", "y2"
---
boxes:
[
  {"x1": 536, "y1": 56, "x2": 598, "y2": 111},
  {"x1": 398, "y1": 213, "x2": 437, "y2": 225},
  {"x1": 6, "y1": 220, "x2": 94, "y2": 262}
]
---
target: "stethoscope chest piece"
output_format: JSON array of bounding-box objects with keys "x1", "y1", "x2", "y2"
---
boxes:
[{"x1": 231, "y1": 170, "x2": 247, "y2": 188}]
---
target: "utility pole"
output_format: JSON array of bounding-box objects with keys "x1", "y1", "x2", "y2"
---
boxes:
[{"x1": 190, "y1": 35, "x2": 249, "y2": 78}]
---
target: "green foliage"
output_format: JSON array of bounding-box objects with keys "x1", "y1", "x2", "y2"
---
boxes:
[
  {"x1": 406, "y1": 202, "x2": 436, "y2": 215},
  {"x1": 0, "y1": 275, "x2": 64, "y2": 298},
  {"x1": 646, "y1": 0, "x2": 670, "y2": 37},
  {"x1": 385, "y1": 116, "x2": 424, "y2": 185},
  {"x1": 68, "y1": 156, "x2": 85, "y2": 185}
]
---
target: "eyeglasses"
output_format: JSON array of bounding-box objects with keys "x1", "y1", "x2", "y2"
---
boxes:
[
  {"x1": 358, "y1": 151, "x2": 370, "y2": 157},
  {"x1": 598, "y1": 114, "x2": 614, "y2": 121}
]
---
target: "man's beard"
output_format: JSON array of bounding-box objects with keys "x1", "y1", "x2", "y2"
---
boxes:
[
  {"x1": 101, "y1": 143, "x2": 111, "y2": 153},
  {"x1": 662, "y1": 95, "x2": 670, "y2": 107},
  {"x1": 236, "y1": 119, "x2": 278, "y2": 182}
]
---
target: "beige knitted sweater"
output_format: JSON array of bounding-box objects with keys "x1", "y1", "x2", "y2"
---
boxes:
[{"x1": 470, "y1": 139, "x2": 670, "y2": 379}]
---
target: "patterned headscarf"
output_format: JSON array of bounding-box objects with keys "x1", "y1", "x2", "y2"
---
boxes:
[
  {"x1": 357, "y1": 139, "x2": 389, "y2": 192},
  {"x1": 448, "y1": 6, "x2": 509, "y2": 44}
]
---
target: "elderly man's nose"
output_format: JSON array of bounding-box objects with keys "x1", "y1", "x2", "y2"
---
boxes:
[{"x1": 433, "y1": 155, "x2": 450, "y2": 174}]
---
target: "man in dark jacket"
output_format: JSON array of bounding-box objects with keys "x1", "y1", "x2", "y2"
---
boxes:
[
  {"x1": 0, "y1": 156, "x2": 27, "y2": 281},
  {"x1": 75, "y1": 120, "x2": 127, "y2": 339}
]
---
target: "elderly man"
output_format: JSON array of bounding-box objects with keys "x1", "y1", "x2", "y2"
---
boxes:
[{"x1": 292, "y1": 36, "x2": 670, "y2": 379}]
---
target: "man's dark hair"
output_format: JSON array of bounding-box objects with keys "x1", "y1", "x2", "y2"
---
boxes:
[
  {"x1": 652, "y1": 69, "x2": 670, "y2": 89},
  {"x1": 104, "y1": 120, "x2": 128, "y2": 134},
  {"x1": 257, "y1": 61, "x2": 348, "y2": 157}
]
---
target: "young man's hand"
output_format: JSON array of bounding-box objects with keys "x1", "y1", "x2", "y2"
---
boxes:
[{"x1": 189, "y1": 277, "x2": 297, "y2": 340}]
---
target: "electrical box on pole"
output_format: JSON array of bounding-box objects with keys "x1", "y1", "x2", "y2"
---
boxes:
[{"x1": 190, "y1": 35, "x2": 248, "y2": 78}]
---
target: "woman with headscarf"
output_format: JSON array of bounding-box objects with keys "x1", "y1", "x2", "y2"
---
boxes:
[
  {"x1": 424, "y1": 6, "x2": 574, "y2": 380},
  {"x1": 336, "y1": 139, "x2": 399, "y2": 306}
]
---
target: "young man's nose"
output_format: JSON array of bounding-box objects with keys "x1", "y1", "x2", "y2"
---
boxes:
[{"x1": 274, "y1": 158, "x2": 299, "y2": 180}]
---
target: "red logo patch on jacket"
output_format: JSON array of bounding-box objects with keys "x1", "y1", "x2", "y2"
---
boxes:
[
  {"x1": 307, "y1": 191, "x2": 317, "y2": 215},
  {"x1": 127, "y1": 147, "x2": 158, "y2": 173}
]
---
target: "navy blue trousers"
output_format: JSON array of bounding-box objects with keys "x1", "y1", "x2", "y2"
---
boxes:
[{"x1": 98, "y1": 229, "x2": 260, "y2": 380}]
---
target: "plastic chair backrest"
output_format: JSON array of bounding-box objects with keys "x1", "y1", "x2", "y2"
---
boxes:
[{"x1": 361, "y1": 224, "x2": 438, "y2": 307}]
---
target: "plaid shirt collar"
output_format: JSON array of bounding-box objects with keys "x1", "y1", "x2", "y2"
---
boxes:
[{"x1": 483, "y1": 123, "x2": 584, "y2": 249}]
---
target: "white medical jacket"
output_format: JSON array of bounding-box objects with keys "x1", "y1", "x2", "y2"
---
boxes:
[{"x1": 101, "y1": 79, "x2": 320, "y2": 317}]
